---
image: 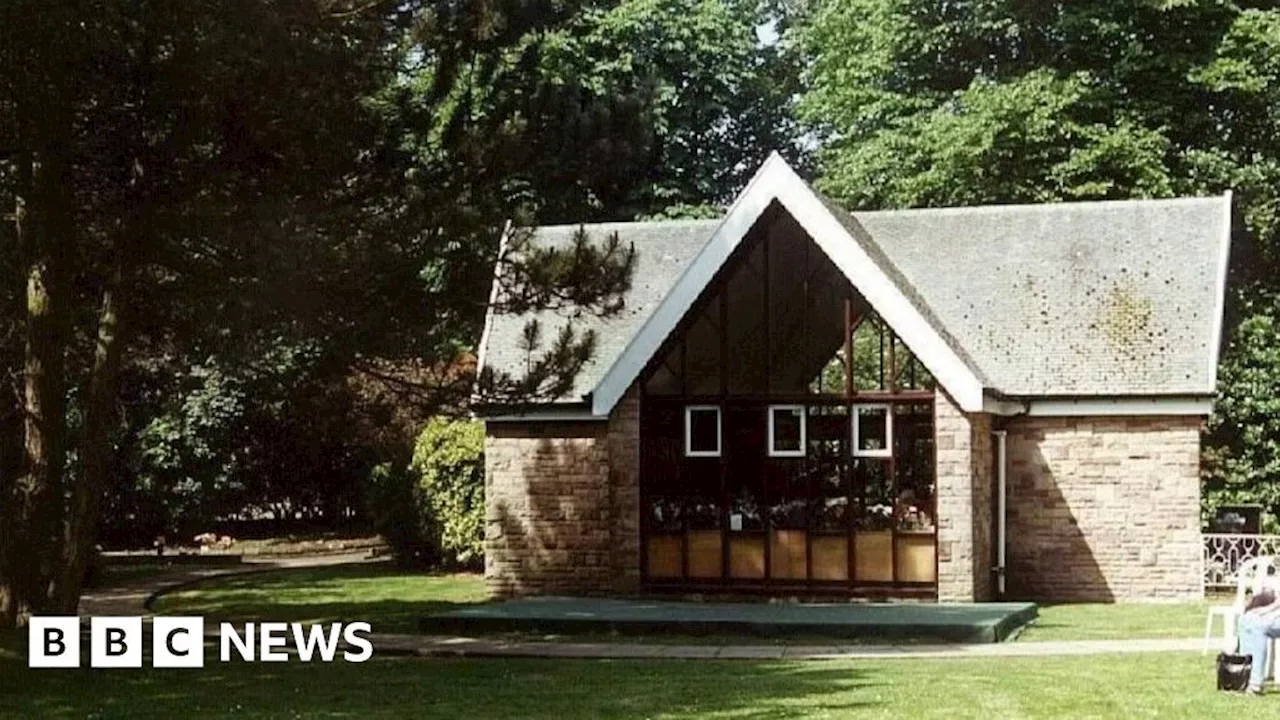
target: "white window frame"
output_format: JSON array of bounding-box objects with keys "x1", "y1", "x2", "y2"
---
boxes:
[
  {"x1": 684, "y1": 405, "x2": 722, "y2": 457},
  {"x1": 852, "y1": 403, "x2": 893, "y2": 458},
  {"x1": 767, "y1": 405, "x2": 807, "y2": 458}
]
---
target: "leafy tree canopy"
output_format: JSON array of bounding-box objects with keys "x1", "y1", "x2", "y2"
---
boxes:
[{"x1": 0, "y1": 0, "x2": 803, "y2": 623}]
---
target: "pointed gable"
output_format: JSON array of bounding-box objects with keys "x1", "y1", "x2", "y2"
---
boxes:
[{"x1": 587, "y1": 153, "x2": 987, "y2": 415}]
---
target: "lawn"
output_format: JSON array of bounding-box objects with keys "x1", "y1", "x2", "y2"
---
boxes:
[
  {"x1": 151, "y1": 563, "x2": 487, "y2": 634},
  {"x1": 154, "y1": 564, "x2": 1211, "y2": 644},
  {"x1": 0, "y1": 633, "x2": 1259, "y2": 719},
  {"x1": 9, "y1": 569, "x2": 1241, "y2": 718},
  {"x1": 1017, "y1": 602, "x2": 1210, "y2": 642}
]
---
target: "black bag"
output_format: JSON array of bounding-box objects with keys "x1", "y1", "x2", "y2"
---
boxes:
[{"x1": 1218, "y1": 651, "x2": 1253, "y2": 691}]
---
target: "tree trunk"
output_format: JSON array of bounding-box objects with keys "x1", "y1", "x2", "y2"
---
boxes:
[
  {"x1": 49, "y1": 146, "x2": 144, "y2": 612},
  {"x1": 2, "y1": 148, "x2": 72, "y2": 628},
  {"x1": 0, "y1": 154, "x2": 31, "y2": 629},
  {"x1": 50, "y1": 244, "x2": 132, "y2": 612}
]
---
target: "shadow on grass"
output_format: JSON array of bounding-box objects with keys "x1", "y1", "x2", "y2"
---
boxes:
[
  {"x1": 0, "y1": 631, "x2": 881, "y2": 720},
  {"x1": 3, "y1": 631, "x2": 1262, "y2": 719}
]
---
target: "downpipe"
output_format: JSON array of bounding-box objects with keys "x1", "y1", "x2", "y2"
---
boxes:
[{"x1": 993, "y1": 429, "x2": 1008, "y2": 597}]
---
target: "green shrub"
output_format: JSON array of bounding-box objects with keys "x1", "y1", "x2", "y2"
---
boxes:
[
  {"x1": 363, "y1": 461, "x2": 436, "y2": 568},
  {"x1": 411, "y1": 417, "x2": 485, "y2": 569}
]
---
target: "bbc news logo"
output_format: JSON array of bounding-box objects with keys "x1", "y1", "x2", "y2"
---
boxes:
[{"x1": 29, "y1": 616, "x2": 373, "y2": 668}]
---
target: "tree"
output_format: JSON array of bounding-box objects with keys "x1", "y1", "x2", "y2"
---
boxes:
[
  {"x1": 0, "y1": 0, "x2": 805, "y2": 625},
  {"x1": 0, "y1": 0, "x2": 637, "y2": 627},
  {"x1": 530, "y1": 0, "x2": 807, "y2": 219},
  {"x1": 1, "y1": 0, "x2": 97, "y2": 627},
  {"x1": 1203, "y1": 289, "x2": 1280, "y2": 531},
  {"x1": 805, "y1": 2, "x2": 1239, "y2": 201}
]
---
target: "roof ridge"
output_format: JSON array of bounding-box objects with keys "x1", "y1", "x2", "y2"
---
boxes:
[
  {"x1": 528, "y1": 218, "x2": 723, "y2": 233},
  {"x1": 853, "y1": 194, "x2": 1222, "y2": 219}
]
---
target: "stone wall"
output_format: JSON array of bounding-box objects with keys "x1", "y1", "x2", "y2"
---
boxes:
[
  {"x1": 935, "y1": 390, "x2": 995, "y2": 602},
  {"x1": 484, "y1": 387, "x2": 641, "y2": 597},
  {"x1": 606, "y1": 389, "x2": 642, "y2": 594},
  {"x1": 1005, "y1": 415, "x2": 1203, "y2": 601},
  {"x1": 969, "y1": 413, "x2": 994, "y2": 602},
  {"x1": 486, "y1": 382, "x2": 1202, "y2": 603}
]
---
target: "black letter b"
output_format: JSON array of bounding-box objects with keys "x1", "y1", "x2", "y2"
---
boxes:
[
  {"x1": 106, "y1": 628, "x2": 128, "y2": 656},
  {"x1": 44, "y1": 628, "x2": 66, "y2": 657}
]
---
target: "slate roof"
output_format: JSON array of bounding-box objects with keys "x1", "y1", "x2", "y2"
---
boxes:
[
  {"x1": 479, "y1": 219, "x2": 720, "y2": 401},
  {"x1": 852, "y1": 197, "x2": 1228, "y2": 397},
  {"x1": 478, "y1": 196, "x2": 1229, "y2": 405}
]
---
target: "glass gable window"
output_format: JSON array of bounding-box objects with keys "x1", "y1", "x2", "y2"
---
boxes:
[
  {"x1": 684, "y1": 406, "x2": 722, "y2": 457},
  {"x1": 637, "y1": 209, "x2": 940, "y2": 592},
  {"x1": 853, "y1": 404, "x2": 892, "y2": 457},
  {"x1": 768, "y1": 405, "x2": 806, "y2": 457}
]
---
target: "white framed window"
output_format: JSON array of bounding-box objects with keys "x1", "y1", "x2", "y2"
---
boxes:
[
  {"x1": 853, "y1": 404, "x2": 892, "y2": 457},
  {"x1": 767, "y1": 405, "x2": 806, "y2": 457},
  {"x1": 684, "y1": 405, "x2": 722, "y2": 457}
]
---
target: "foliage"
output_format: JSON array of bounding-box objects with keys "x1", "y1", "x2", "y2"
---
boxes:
[
  {"x1": 103, "y1": 345, "x2": 377, "y2": 542},
  {"x1": 497, "y1": 228, "x2": 636, "y2": 317},
  {"x1": 811, "y1": 69, "x2": 1175, "y2": 207},
  {"x1": 1, "y1": 0, "x2": 412, "y2": 620},
  {"x1": 1203, "y1": 288, "x2": 1280, "y2": 531},
  {"x1": 411, "y1": 418, "x2": 486, "y2": 569},
  {"x1": 801, "y1": 0, "x2": 1248, "y2": 207},
  {"x1": 8, "y1": 0, "x2": 810, "y2": 621},
  {"x1": 363, "y1": 462, "x2": 436, "y2": 570},
  {"x1": 0, "y1": 0, "x2": 796, "y2": 623},
  {"x1": 362, "y1": 417, "x2": 485, "y2": 570},
  {"x1": 639, "y1": 202, "x2": 727, "y2": 221},
  {"x1": 533, "y1": 0, "x2": 807, "y2": 217}
]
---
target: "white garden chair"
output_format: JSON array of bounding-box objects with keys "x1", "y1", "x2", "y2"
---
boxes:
[{"x1": 1205, "y1": 555, "x2": 1279, "y2": 680}]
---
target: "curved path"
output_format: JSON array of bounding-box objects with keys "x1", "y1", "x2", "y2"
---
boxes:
[{"x1": 78, "y1": 551, "x2": 377, "y2": 617}]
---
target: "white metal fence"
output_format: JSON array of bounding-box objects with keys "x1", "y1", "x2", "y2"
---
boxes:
[{"x1": 1204, "y1": 533, "x2": 1280, "y2": 589}]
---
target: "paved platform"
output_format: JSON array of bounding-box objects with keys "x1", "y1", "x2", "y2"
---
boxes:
[
  {"x1": 377, "y1": 634, "x2": 1202, "y2": 660},
  {"x1": 419, "y1": 597, "x2": 1039, "y2": 644}
]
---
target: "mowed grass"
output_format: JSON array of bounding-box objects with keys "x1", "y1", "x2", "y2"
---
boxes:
[
  {"x1": 151, "y1": 562, "x2": 488, "y2": 634},
  {"x1": 11, "y1": 569, "x2": 1237, "y2": 717},
  {"x1": 0, "y1": 633, "x2": 1260, "y2": 720},
  {"x1": 155, "y1": 563, "x2": 1212, "y2": 644},
  {"x1": 1017, "y1": 601, "x2": 1211, "y2": 642}
]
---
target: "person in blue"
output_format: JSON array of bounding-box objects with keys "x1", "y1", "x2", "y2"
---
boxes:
[{"x1": 1239, "y1": 583, "x2": 1280, "y2": 695}]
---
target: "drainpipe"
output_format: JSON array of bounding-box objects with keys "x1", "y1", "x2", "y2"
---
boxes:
[{"x1": 993, "y1": 429, "x2": 1008, "y2": 597}]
